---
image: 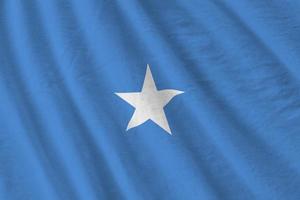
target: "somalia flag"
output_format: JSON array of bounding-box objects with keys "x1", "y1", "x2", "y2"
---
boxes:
[{"x1": 1, "y1": 0, "x2": 300, "y2": 199}]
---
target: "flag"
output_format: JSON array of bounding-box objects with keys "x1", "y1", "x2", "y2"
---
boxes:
[{"x1": 1, "y1": 0, "x2": 300, "y2": 199}]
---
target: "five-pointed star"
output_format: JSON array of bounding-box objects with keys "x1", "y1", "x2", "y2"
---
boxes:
[{"x1": 115, "y1": 64, "x2": 184, "y2": 134}]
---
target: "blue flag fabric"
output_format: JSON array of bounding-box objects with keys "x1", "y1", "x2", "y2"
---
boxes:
[{"x1": 1, "y1": 0, "x2": 300, "y2": 199}]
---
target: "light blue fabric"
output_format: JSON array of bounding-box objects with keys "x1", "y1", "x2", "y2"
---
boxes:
[{"x1": 1, "y1": 0, "x2": 300, "y2": 199}]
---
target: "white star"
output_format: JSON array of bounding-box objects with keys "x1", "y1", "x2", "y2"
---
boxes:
[{"x1": 115, "y1": 64, "x2": 184, "y2": 134}]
